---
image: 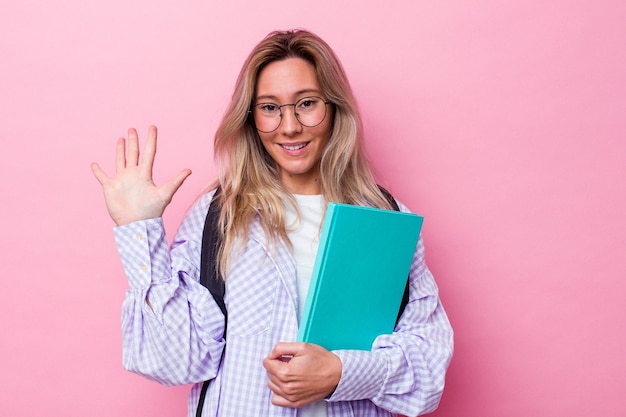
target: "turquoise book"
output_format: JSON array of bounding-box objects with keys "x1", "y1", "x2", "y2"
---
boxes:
[{"x1": 296, "y1": 202, "x2": 423, "y2": 351}]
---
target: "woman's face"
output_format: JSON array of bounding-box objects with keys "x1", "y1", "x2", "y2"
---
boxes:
[{"x1": 254, "y1": 57, "x2": 333, "y2": 195}]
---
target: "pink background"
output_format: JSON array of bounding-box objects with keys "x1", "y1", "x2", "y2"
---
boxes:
[{"x1": 1, "y1": 1, "x2": 625, "y2": 416}]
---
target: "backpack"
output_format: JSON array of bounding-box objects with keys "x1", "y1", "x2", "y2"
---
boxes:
[{"x1": 195, "y1": 186, "x2": 410, "y2": 416}]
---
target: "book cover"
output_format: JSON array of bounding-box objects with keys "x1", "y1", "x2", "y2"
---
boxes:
[{"x1": 296, "y1": 202, "x2": 423, "y2": 351}]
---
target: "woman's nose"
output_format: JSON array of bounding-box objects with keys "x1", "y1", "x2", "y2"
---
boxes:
[{"x1": 279, "y1": 105, "x2": 302, "y2": 135}]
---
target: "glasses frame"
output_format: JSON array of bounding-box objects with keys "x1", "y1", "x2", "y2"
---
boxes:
[{"x1": 249, "y1": 96, "x2": 333, "y2": 133}]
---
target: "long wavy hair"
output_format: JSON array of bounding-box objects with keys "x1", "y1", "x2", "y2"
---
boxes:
[{"x1": 212, "y1": 29, "x2": 394, "y2": 277}]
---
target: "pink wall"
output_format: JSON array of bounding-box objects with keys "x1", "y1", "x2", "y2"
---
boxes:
[{"x1": 2, "y1": 1, "x2": 624, "y2": 416}]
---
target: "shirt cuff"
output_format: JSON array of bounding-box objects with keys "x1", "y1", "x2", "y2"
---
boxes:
[
  {"x1": 328, "y1": 349, "x2": 388, "y2": 402},
  {"x1": 113, "y1": 218, "x2": 169, "y2": 290}
]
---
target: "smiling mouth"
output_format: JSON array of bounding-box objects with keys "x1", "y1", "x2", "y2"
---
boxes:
[{"x1": 280, "y1": 142, "x2": 308, "y2": 151}]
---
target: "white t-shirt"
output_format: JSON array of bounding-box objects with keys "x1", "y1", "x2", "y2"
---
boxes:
[{"x1": 285, "y1": 194, "x2": 328, "y2": 417}]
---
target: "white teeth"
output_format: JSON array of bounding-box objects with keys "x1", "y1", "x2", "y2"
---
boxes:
[{"x1": 282, "y1": 143, "x2": 307, "y2": 151}]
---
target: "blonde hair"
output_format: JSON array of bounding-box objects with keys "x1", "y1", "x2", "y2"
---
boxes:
[{"x1": 212, "y1": 29, "x2": 393, "y2": 277}]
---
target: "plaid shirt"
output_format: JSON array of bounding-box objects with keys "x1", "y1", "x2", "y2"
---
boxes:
[{"x1": 114, "y1": 190, "x2": 453, "y2": 417}]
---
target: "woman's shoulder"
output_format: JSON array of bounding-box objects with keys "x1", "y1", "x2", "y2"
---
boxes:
[
  {"x1": 174, "y1": 187, "x2": 219, "y2": 239},
  {"x1": 193, "y1": 187, "x2": 220, "y2": 211}
]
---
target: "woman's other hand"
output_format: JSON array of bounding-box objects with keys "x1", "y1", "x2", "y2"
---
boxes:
[{"x1": 263, "y1": 342, "x2": 342, "y2": 408}]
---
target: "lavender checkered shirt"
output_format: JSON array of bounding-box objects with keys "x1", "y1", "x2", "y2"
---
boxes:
[{"x1": 113, "y1": 190, "x2": 453, "y2": 417}]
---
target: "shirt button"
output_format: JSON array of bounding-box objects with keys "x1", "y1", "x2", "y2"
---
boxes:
[
  {"x1": 136, "y1": 233, "x2": 144, "y2": 241},
  {"x1": 140, "y1": 264, "x2": 148, "y2": 271}
]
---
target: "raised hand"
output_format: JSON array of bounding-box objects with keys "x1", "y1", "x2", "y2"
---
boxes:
[
  {"x1": 91, "y1": 125, "x2": 192, "y2": 226},
  {"x1": 263, "y1": 342, "x2": 342, "y2": 408}
]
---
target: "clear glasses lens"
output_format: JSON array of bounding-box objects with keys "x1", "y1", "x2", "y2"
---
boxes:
[{"x1": 253, "y1": 96, "x2": 328, "y2": 133}]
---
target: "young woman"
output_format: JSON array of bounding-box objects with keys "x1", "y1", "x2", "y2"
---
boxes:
[{"x1": 92, "y1": 29, "x2": 453, "y2": 417}]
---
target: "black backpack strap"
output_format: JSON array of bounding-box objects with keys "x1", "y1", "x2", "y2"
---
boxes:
[
  {"x1": 196, "y1": 186, "x2": 226, "y2": 417},
  {"x1": 377, "y1": 186, "x2": 410, "y2": 325},
  {"x1": 199, "y1": 186, "x2": 227, "y2": 322},
  {"x1": 377, "y1": 185, "x2": 400, "y2": 211},
  {"x1": 195, "y1": 382, "x2": 209, "y2": 417}
]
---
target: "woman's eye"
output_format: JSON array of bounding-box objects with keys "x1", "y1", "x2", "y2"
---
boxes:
[
  {"x1": 297, "y1": 98, "x2": 318, "y2": 111},
  {"x1": 260, "y1": 104, "x2": 279, "y2": 114}
]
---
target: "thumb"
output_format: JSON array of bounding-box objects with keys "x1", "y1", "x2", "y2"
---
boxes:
[
  {"x1": 267, "y1": 342, "x2": 304, "y2": 360},
  {"x1": 161, "y1": 168, "x2": 192, "y2": 201}
]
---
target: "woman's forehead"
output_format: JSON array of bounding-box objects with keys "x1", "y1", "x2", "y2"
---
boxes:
[{"x1": 255, "y1": 58, "x2": 321, "y2": 101}]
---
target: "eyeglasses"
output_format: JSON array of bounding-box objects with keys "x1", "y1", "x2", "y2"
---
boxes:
[{"x1": 251, "y1": 96, "x2": 332, "y2": 133}]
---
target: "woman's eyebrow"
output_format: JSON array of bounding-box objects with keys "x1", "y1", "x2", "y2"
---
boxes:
[{"x1": 255, "y1": 89, "x2": 322, "y2": 102}]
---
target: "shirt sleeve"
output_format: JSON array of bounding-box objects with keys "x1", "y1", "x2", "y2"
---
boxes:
[
  {"x1": 328, "y1": 203, "x2": 454, "y2": 416},
  {"x1": 113, "y1": 190, "x2": 226, "y2": 386}
]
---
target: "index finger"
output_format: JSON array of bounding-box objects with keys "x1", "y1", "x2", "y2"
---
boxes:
[{"x1": 140, "y1": 125, "x2": 158, "y2": 175}]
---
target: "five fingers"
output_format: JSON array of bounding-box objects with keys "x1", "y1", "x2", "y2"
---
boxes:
[{"x1": 92, "y1": 125, "x2": 191, "y2": 201}]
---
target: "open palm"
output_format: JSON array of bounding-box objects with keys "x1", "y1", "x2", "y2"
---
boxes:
[{"x1": 91, "y1": 126, "x2": 192, "y2": 226}]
